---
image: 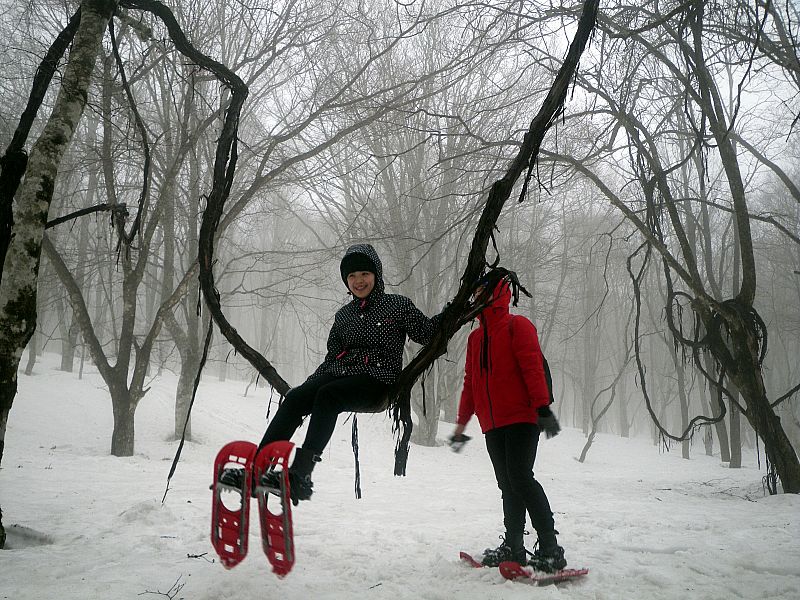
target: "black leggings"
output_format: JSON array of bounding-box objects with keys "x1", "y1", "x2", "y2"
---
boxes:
[
  {"x1": 484, "y1": 422, "x2": 556, "y2": 544},
  {"x1": 259, "y1": 373, "x2": 389, "y2": 454}
]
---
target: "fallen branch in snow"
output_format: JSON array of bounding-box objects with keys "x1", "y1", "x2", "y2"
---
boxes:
[
  {"x1": 138, "y1": 575, "x2": 185, "y2": 599},
  {"x1": 187, "y1": 551, "x2": 215, "y2": 563}
]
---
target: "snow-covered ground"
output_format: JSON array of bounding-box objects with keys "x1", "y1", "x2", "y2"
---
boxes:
[{"x1": 2, "y1": 353, "x2": 798, "y2": 599}]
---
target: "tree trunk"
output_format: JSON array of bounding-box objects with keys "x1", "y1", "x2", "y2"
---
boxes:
[
  {"x1": 728, "y1": 219, "x2": 744, "y2": 469},
  {"x1": 174, "y1": 353, "x2": 197, "y2": 440},
  {"x1": 0, "y1": 376, "x2": 16, "y2": 472},
  {"x1": 0, "y1": 0, "x2": 117, "y2": 548},
  {"x1": 617, "y1": 374, "x2": 630, "y2": 438},
  {"x1": 79, "y1": 338, "x2": 86, "y2": 380},
  {"x1": 697, "y1": 381, "x2": 715, "y2": 457},
  {"x1": 409, "y1": 352, "x2": 440, "y2": 447},
  {"x1": 580, "y1": 311, "x2": 596, "y2": 436},
  {"x1": 729, "y1": 390, "x2": 742, "y2": 468},
  {"x1": 170, "y1": 136, "x2": 202, "y2": 440},
  {"x1": 0, "y1": 375, "x2": 13, "y2": 547},
  {"x1": 61, "y1": 152, "x2": 95, "y2": 373},
  {"x1": 110, "y1": 378, "x2": 136, "y2": 456},
  {"x1": 702, "y1": 352, "x2": 730, "y2": 461},
  {"x1": 668, "y1": 342, "x2": 691, "y2": 459},
  {"x1": 439, "y1": 361, "x2": 458, "y2": 424},
  {"x1": 59, "y1": 322, "x2": 78, "y2": 372},
  {"x1": 218, "y1": 354, "x2": 228, "y2": 382},
  {"x1": 705, "y1": 304, "x2": 800, "y2": 492},
  {"x1": 735, "y1": 373, "x2": 799, "y2": 492},
  {"x1": 24, "y1": 329, "x2": 38, "y2": 376}
]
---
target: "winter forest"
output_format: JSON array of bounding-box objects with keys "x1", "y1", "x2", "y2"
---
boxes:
[{"x1": 1, "y1": 0, "x2": 799, "y2": 597}]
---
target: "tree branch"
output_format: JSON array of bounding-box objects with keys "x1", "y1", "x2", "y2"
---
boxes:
[
  {"x1": 45, "y1": 203, "x2": 127, "y2": 229},
  {"x1": 120, "y1": 0, "x2": 290, "y2": 394}
]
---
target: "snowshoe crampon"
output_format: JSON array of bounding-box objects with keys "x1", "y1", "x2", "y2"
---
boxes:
[
  {"x1": 210, "y1": 440, "x2": 258, "y2": 568},
  {"x1": 254, "y1": 441, "x2": 296, "y2": 578},
  {"x1": 499, "y1": 561, "x2": 588, "y2": 585}
]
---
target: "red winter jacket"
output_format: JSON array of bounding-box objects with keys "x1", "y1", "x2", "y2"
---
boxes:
[{"x1": 456, "y1": 281, "x2": 550, "y2": 433}]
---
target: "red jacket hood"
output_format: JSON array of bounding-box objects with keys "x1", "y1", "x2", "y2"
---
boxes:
[{"x1": 478, "y1": 280, "x2": 512, "y2": 327}]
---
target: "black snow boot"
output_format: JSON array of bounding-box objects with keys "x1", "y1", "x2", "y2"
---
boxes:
[
  {"x1": 260, "y1": 446, "x2": 318, "y2": 505},
  {"x1": 218, "y1": 467, "x2": 246, "y2": 489},
  {"x1": 481, "y1": 535, "x2": 527, "y2": 567},
  {"x1": 528, "y1": 534, "x2": 567, "y2": 573}
]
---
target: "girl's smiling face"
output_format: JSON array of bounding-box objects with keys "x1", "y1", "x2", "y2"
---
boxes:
[{"x1": 347, "y1": 270, "x2": 375, "y2": 299}]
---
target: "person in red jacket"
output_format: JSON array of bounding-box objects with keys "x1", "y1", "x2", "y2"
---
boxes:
[{"x1": 451, "y1": 269, "x2": 566, "y2": 572}]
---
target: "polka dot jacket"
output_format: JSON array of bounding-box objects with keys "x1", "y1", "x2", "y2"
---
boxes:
[{"x1": 307, "y1": 244, "x2": 442, "y2": 386}]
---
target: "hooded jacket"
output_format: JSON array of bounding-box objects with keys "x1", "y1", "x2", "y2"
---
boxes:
[
  {"x1": 456, "y1": 280, "x2": 550, "y2": 433},
  {"x1": 308, "y1": 244, "x2": 440, "y2": 386}
]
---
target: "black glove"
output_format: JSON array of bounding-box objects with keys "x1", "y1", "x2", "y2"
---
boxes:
[
  {"x1": 448, "y1": 433, "x2": 472, "y2": 453},
  {"x1": 537, "y1": 406, "x2": 561, "y2": 439}
]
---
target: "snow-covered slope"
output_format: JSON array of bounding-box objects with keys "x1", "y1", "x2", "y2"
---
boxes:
[{"x1": 2, "y1": 354, "x2": 798, "y2": 599}]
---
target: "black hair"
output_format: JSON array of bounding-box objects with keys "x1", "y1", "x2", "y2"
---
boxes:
[{"x1": 476, "y1": 267, "x2": 531, "y2": 307}]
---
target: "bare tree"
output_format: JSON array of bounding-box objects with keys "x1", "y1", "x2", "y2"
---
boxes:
[
  {"x1": 0, "y1": 0, "x2": 121, "y2": 549},
  {"x1": 548, "y1": 0, "x2": 800, "y2": 491}
]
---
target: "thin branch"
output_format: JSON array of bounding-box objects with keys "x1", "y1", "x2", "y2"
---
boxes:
[
  {"x1": 772, "y1": 380, "x2": 800, "y2": 408},
  {"x1": 685, "y1": 196, "x2": 800, "y2": 247},
  {"x1": 45, "y1": 203, "x2": 127, "y2": 229}
]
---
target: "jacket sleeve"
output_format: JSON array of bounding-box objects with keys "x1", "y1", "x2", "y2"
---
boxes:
[
  {"x1": 456, "y1": 333, "x2": 476, "y2": 426},
  {"x1": 510, "y1": 316, "x2": 550, "y2": 409},
  {"x1": 400, "y1": 296, "x2": 441, "y2": 345}
]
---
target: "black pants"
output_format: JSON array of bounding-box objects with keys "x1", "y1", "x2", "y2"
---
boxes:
[
  {"x1": 259, "y1": 373, "x2": 389, "y2": 455},
  {"x1": 485, "y1": 422, "x2": 556, "y2": 547}
]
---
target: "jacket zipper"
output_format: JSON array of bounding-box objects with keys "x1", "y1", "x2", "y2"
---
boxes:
[
  {"x1": 481, "y1": 329, "x2": 496, "y2": 429},
  {"x1": 509, "y1": 316, "x2": 531, "y2": 407},
  {"x1": 485, "y1": 377, "x2": 495, "y2": 429}
]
